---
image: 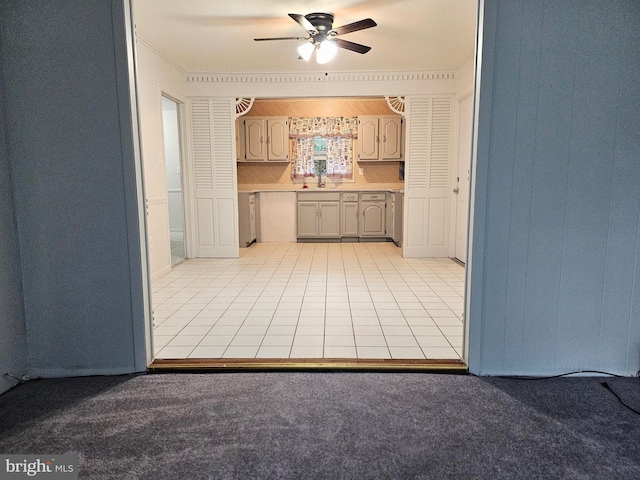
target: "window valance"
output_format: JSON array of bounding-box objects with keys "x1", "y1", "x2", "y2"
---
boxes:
[
  {"x1": 290, "y1": 116, "x2": 357, "y2": 181},
  {"x1": 289, "y1": 116, "x2": 358, "y2": 139}
]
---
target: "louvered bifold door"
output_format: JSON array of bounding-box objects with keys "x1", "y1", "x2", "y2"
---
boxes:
[
  {"x1": 190, "y1": 98, "x2": 239, "y2": 257},
  {"x1": 403, "y1": 96, "x2": 454, "y2": 257}
]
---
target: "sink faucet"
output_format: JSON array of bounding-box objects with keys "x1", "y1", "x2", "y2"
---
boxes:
[{"x1": 317, "y1": 159, "x2": 326, "y2": 188}]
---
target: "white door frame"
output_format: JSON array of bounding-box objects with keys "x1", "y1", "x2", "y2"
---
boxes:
[
  {"x1": 121, "y1": 0, "x2": 153, "y2": 367},
  {"x1": 160, "y1": 90, "x2": 193, "y2": 260},
  {"x1": 461, "y1": 0, "x2": 486, "y2": 367}
]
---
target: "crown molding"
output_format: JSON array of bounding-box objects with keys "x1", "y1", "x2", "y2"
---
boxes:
[
  {"x1": 185, "y1": 70, "x2": 456, "y2": 84},
  {"x1": 136, "y1": 34, "x2": 185, "y2": 74}
]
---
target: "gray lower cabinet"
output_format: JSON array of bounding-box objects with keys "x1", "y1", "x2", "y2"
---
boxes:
[
  {"x1": 360, "y1": 193, "x2": 386, "y2": 237},
  {"x1": 297, "y1": 191, "x2": 398, "y2": 241},
  {"x1": 385, "y1": 192, "x2": 393, "y2": 239},
  {"x1": 318, "y1": 202, "x2": 340, "y2": 237},
  {"x1": 341, "y1": 192, "x2": 359, "y2": 238},
  {"x1": 393, "y1": 192, "x2": 403, "y2": 246},
  {"x1": 297, "y1": 192, "x2": 340, "y2": 238},
  {"x1": 297, "y1": 202, "x2": 319, "y2": 237}
]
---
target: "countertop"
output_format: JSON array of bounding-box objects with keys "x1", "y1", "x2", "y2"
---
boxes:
[{"x1": 238, "y1": 183, "x2": 404, "y2": 194}]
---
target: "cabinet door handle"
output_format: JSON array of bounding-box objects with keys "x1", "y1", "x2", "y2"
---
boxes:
[{"x1": 383, "y1": 135, "x2": 387, "y2": 143}]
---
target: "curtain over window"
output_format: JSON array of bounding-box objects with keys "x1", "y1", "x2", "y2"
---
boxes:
[{"x1": 290, "y1": 117, "x2": 358, "y2": 180}]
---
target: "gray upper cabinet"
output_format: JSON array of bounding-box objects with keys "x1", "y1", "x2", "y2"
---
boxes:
[
  {"x1": 266, "y1": 117, "x2": 289, "y2": 161},
  {"x1": 380, "y1": 116, "x2": 403, "y2": 160},
  {"x1": 243, "y1": 117, "x2": 265, "y2": 161},
  {"x1": 358, "y1": 115, "x2": 404, "y2": 161},
  {"x1": 241, "y1": 116, "x2": 289, "y2": 162},
  {"x1": 358, "y1": 116, "x2": 379, "y2": 160}
]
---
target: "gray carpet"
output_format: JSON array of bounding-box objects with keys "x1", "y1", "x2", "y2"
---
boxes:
[{"x1": 0, "y1": 373, "x2": 639, "y2": 479}]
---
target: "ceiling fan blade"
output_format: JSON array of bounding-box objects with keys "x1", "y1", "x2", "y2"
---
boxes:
[
  {"x1": 254, "y1": 36, "x2": 308, "y2": 41},
  {"x1": 333, "y1": 38, "x2": 371, "y2": 54},
  {"x1": 332, "y1": 18, "x2": 377, "y2": 36},
  {"x1": 288, "y1": 13, "x2": 316, "y2": 34}
]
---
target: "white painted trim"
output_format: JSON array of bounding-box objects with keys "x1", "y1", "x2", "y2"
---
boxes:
[
  {"x1": 184, "y1": 71, "x2": 460, "y2": 97},
  {"x1": 464, "y1": 0, "x2": 487, "y2": 373},
  {"x1": 135, "y1": 34, "x2": 185, "y2": 74},
  {"x1": 120, "y1": 0, "x2": 153, "y2": 372},
  {"x1": 186, "y1": 70, "x2": 457, "y2": 84},
  {"x1": 235, "y1": 97, "x2": 255, "y2": 117},
  {"x1": 385, "y1": 96, "x2": 406, "y2": 116},
  {"x1": 455, "y1": 53, "x2": 476, "y2": 72},
  {"x1": 457, "y1": 86, "x2": 475, "y2": 102},
  {"x1": 183, "y1": 101, "x2": 198, "y2": 259},
  {"x1": 159, "y1": 91, "x2": 193, "y2": 259},
  {"x1": 146, "y1": 196, "x2": 167, "y2": 205},
  {"x1": 151, "y1": 264, "x2": 172, "y2": 282}
]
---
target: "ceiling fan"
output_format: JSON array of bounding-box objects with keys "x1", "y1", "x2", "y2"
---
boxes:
[{"x1": 254, "y1": 13, "x2": 377, "y2": 64}]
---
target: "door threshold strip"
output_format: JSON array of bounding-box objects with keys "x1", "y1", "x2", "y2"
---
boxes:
[{"x1": 149, "y1": 358, "x2": 467, "y2": 373}]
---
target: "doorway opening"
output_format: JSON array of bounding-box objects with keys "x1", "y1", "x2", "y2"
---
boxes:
[
  {"x1": 150, "y1": 95, "x2": 473, "y2": 367},
  {"x1": 161, "y1": 95, "x2": 186, "y2": 267},
  {"x1": 129, "y1": 1, "x2": 480, "y2": 369}
]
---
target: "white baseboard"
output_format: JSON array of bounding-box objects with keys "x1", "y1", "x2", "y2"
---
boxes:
[{"x1": 151, "y1": 264, "x2": 172, "y2": 282}]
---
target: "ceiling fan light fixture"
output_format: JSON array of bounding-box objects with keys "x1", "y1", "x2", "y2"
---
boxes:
[
  {"x1": 255, "y1": 13, "x2": 376, "y2": 62},
  {"x1": 297, "y1": 41, "x2": 316, "y2": 61},
  {"x1": 316, "y1": 40, "x2": 337, "y2": 64}
]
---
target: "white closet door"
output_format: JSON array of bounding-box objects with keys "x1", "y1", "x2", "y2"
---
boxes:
[
  {"x1": 403, "y1": 95, "x2": 454, "y2": 257},
  {"x1": 190, "y1": 98, "x2": 239, "y2": 257},
  {"x1": 455, "y1": 95, "x2": 473, "y2": 263}
]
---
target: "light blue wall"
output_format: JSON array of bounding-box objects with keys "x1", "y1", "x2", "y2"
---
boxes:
[
  {"x1": 469, "y1": 0, "x2": 640, "y2": 375},
  {"x1": 1, "y1": 0, "x2": 146, "y2": 379},
  {"x1": 0, "y1": 31, "x2": 28, "y2": 393}
]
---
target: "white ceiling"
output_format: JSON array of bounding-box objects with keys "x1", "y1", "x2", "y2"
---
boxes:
[{"x1": 132, "y1": 0, "x2": 478, "y2": 74}]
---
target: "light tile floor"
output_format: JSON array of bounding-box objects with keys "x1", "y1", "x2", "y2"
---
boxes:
[{"x1": 152, "y1": 242, "x2": 465, "y2": 360}]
